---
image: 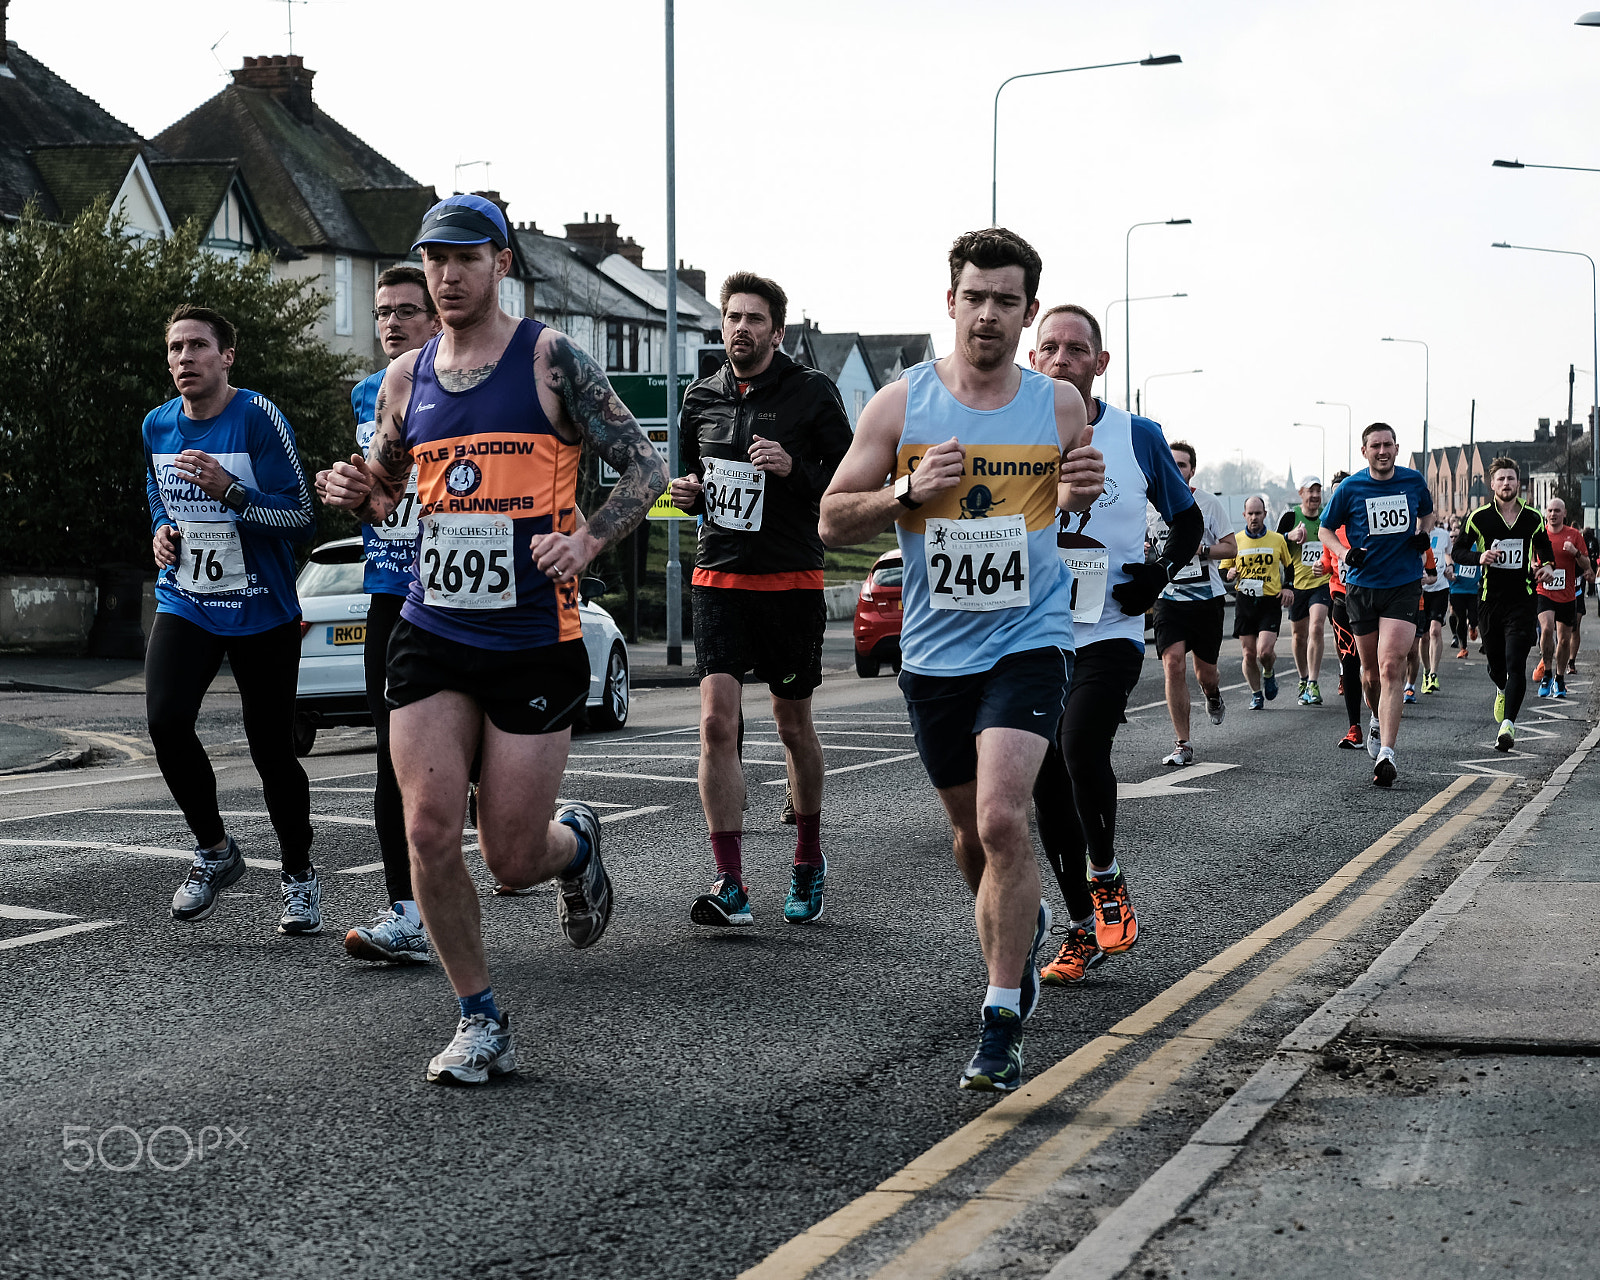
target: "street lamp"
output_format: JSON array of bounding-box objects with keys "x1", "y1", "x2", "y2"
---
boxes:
[
  {"x1": 1099, "y1": 293, "x2": 1187, "y2": 402},
  {"x1": 991, "y1": 55, "x2": 1181, "y2": 225},
  {"x1": 1381, "y1": 336, "x2": 1430, "y2": 466},
  {"x1": 1292, "y1": 422, "x2": 1326, "y2": 485},
  {"x1": 1125, "y1": 219, "x2": 1192, "y2": 409},
  {"x1": 1492, "y1": 240, "x2": 1599, "y2": 526},
  {"x1": 1493, "y1": 158, "x2": 1600, "y2": 174},
  {"x1": 1142, "y1": 368, "x2": 1203, "y2": 418},
  {"x1": 1316, "y1": 400, "x2": 1353, "y2": 473}
]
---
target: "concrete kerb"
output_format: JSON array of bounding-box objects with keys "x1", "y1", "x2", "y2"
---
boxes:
[{"x1": 1044, "y1": 720, "x2": 1600, "y2": 1280}]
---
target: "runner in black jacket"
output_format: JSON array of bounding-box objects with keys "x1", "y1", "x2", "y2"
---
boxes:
[{"x1": 668, "y1": 273, "x2": 855, "y2": 929}]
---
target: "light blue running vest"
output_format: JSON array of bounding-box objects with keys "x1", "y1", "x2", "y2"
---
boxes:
[{"x1": 894, "y1": 361, "x2": 1074, "y2": 677}]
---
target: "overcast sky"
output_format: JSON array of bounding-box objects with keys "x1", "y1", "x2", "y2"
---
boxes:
[{"x1": 14, "y1": 0, "x2": 1600, "y2": 482}]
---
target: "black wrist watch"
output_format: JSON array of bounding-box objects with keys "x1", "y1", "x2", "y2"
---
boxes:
[
  {"x1": 222, "y1": 482, "x2": 248, "y2": 514},
  {"x1": 894, "y1": 473, "x2": 921, "y2": 510}
]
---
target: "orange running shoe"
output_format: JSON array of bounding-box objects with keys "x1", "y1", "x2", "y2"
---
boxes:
[
  {"x1": 1338, "y1": 724, "x2": 1363, "y2": 749},
  {"x1": 1456, "y1": 646, "x2": 1468, "y2": 659},
  {"x1": 1533, "y1": 659, "x2": 1547, "y2": 683},
  {"x1": 1089, "y1": 872, "x2": 1138, "y2": 953},
  {"x1": 1040, "y1": 923, "x2": 1106, "y2": 985}
]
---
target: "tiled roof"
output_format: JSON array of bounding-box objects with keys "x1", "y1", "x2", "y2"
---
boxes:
[
  {"x1": 0, "y1": 40, "x2": 142, "y2": 220},
  {"x1": 28, "y1": 143, "x2": 140, "y2": 219},
  {"x1": 516, "y1": 228, "x2": 651, "y2": 320},
  {"x1": 861, "y1": 333, "x2": 935, "y2": 383}
]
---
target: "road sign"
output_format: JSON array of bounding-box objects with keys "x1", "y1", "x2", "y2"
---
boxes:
[{"x1": 600, "y1": 373, "x2": 695, "y2": 486}]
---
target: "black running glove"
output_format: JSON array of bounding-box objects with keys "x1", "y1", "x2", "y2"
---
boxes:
[
  {"x1": 1113, "y1": 561, "x2": 1171, "y2": 616},
  {"x1": 1406, "y1": 531, "x2": 1432, "y2": 553},
  {"x1": 1344, "y1": 546, "x2": 1369, "y2": 569}
]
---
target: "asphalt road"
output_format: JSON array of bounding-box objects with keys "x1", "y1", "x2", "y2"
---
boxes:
[{"x1": 0, "y1": 630, "x2": 1591, "y2": 1279}]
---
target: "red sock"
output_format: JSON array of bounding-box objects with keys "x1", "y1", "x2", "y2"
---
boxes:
[
  {"x1": 710, "y1": 831, "x2": 742, "y2": 883},
  {"x1": 794, "y1": 812, "x2": 822, "y2": 867}
]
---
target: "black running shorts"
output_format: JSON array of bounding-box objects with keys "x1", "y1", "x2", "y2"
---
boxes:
[
  {"x1": 1232, "y1": 591, "x2": 1284, "y2": 638},
  {"x1": 385, "y1": 617, "x2": 590, "y2": 735},
  {"x1": 1288, "y1": 582, "x2": 1331, "y2": 623},
  {"x1": 1152, "y1": 597, "x2": 1225, "y2": 664},
  {"x1": 1539, "y1": 596, "x2": 1577, "y2": 627},
  {"x1": 899, "y1": 646, "x2": 1071, "y2": 790},
  {"x1": 1344, "y1": 581, "x2": 1423, "y2": 637},
  {"x1": 1421, "y1": 591, "x2": 1451, "y2": 625},
  {"x1": 692, "y1": 586, "x2": 826, "y2": 699}
]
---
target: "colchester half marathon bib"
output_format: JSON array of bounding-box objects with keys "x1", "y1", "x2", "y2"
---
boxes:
[
  {"x1": 420, "y1": 514, "x2": 515, "y2": 610},
  {"x1": 924, "y1": 515, "x2": 1029, "y2": 612},
  {"x1": 1365, "y1": 493, "x2": 1411, "y2": 535},
  {"x1": 1236, "y1": 576, "x2": 1264, "y2": 598},
  {"x1": 1301, "y1": 541, "x2": 1323, "y2": 569},
  {"x1": 1550, "y1": 568, "x2": 1568, "y2": 591},
  {"x1": 176, "y1": 520, "x2": 246, "y2": 593},
  {"x1": 702, "y1": 458, "x2": 766, "y2": 532},
  {"x1": 1061, "y1": 547, "x2": 1108, "y2": 625},
  {"x1": 1491, "y1": 538, "x2": 1525, "y2": 570}
]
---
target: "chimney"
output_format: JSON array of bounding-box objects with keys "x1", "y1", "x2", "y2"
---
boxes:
[
  {"x1": 1537, "y1": 417, "x2": 1551, "y2": 443},
  {"x1": 563, "y1": 213, "x2": 642, "y2": 262},
  {"x1": 232, "y1": 55, "x2": 317, "y2": 126},
  {"x1": 676, "y1": 258, "x2": 707, "y2": 298},
  {"x1": 1, "y1": 0, "x2": 11, "y2": 73}
]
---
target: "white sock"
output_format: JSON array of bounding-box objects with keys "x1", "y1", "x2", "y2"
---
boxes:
[
  {"x1": 1379, "y1": 745, "x2": 1396, "y2": 762},
  {"x1": 395, "y1": 899, "x2": 420, "y2": 924},
  {"x1": 1091, "y1": 858, "x2": 1120, "y2": 880},
  {"x1": 984, "y1": 985, "x2": 1022, "y2": 1016}
]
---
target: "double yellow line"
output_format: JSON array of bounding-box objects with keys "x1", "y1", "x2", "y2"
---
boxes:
[{"x1": 741, "y1": 772, "x2": 1507, "y2": 1280}]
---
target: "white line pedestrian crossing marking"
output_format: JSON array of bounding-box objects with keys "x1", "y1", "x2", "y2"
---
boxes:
[
  {"x1": 0, "y1": 903, "x2": 80, "y2": 920},
  {"x1": 1118, "y1": 762, "x2": 1239, "y2": 799},
  {"x1": 0, "y1": 920, "x2": 119, "y2": 951},
  {"x1": 0, "y1": 838, "x2": 279, "y2": 870}
]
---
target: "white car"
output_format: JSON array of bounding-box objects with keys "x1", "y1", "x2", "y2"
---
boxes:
[{"x1": 293, "y1": 537, "x2": 630, "y2": 755}]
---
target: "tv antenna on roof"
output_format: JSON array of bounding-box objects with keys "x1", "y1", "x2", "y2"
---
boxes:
[
  {"x1": 273, "y1": 0, "x2": 313, "y2": 58},
  {"x1": 454, "y1": 160, "x2": 492, "y2": 193}
]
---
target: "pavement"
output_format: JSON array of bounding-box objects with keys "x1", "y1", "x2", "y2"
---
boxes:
[{"x1": 2, "y1": 625, "x2": 1597, "y2": 1279}]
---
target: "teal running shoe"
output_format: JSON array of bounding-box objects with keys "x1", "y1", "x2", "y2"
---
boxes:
[
  {"x1": 783, "y1": 856, "x2": 828, "y2": 924},
  {"x1": 691, "y1": 875, "x2": 753, "y2": 927}
]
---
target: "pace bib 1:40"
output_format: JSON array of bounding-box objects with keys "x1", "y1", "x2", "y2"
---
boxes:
[
  {"x1": 702, "y1": 458, "x2": 766, "y2": 533},
  {"x1": 420, "y1": 514, "x2": 515, "y2": 610},
  {"x1": 175, "y1": 520, "x2": 247, "y2": 594},
  {"x1": 924, "y1": 515, "x2": 1029, "y2": 612}
]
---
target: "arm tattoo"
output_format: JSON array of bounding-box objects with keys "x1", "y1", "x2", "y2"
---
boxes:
[
  {"x1": 436, "y1": 362, "x2": 498, "y2": 393},
  {"x1": 355, "y1": 417, "x2": 413, "y2": 525},
  {"x1": 544, "y1": 334, "x2": 668, "y2": 546}
]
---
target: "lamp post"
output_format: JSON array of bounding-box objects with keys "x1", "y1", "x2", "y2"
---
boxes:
[
  {"x1": 1141, "y1": 368, "x2": 1202, "y2": 418},
  {"x1": 1292, "y1": 422, "x2": 1326, "y2": 485},
  {"x1": 1492, "y1": 240, "x2": 1600, "y2": 527},
  {"x1": 663, "y1": 0, "x2": 682, "y2": 665},
  {"x1": 1381, "y1": 336, "x2": 1430, "y2": 467},
  {"x1": 991, "y1": 54, "x2": 1180, "y2": 226},
  {"x1": 1101, "y1": 293, "x2": 1186, "y2": 404},
  {"x1": 1492, "y1": 158, "x2": 1600, "y2": 174},
  {"x1": 1125, "y1": 219, "x2": 1192, "y2": 409},
  {"x1": 1316, "y1": 400, "x2": 1353, "y2": 473}
]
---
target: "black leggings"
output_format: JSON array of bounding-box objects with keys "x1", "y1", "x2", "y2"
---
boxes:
[
  {"x1": 1449, "y1": 594, "x2": 1479, "y2": 647},
  {"x1": 1481, "y1": 599, "x2": 1538, "y2": 722},
  {"x1": 363, "y1": 592, "x2": 412, "y2": 904},
  {"x1": 1331, "y1": 594, "x2": 1364, "y2": 727},
  {"x1": 145, "y1": 613, "x2": 313, "y2": 873},
  {"x1": 1032, "y1": 639, "x2": 1144, "y2": 923}
]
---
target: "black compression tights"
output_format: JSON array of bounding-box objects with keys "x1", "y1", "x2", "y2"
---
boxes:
[
  {"x1": 363, "y1": 592, "x2": 411, "y2": 903},
  {"x1": 145, "y1": 613, "x2": 313, "y2": 872}
]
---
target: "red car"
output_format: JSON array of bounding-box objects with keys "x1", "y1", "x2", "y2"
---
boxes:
[{"x1": 854, "y1": 548, "x2": 903, "y2": 677}]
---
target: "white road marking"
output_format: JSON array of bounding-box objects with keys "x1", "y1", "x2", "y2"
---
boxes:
[
  {"x1": 308, "y1": 769, "x2": 378, "y2": 781},
  {"x1": 1123, "y1": 679, "x2": 1251, "y2": 716},
  {"x1": 763, "y1": 751, "x2": 923, "y2": 784},
  {"x1": 0, "y1": 920, "x2": 120, "y2": 951},
  {"x1": 308, "y1": 787, "x2": 374, "y2": 794},
  {"x1": 562, "y1": 771, "x2": 701, "y2": 784},
  {"x1": 1118, "y1": 762, "x2": 1239, "y2": 799},
  {"x1": 0, "y1": 807, "x2": 90, "y2": 825},
  {"x1": 94, "y1": 808, "x2": 375, "y2": 828},
  {"x1": 0, "y1": 770, "x2": 168, "y2": 798},
  {"x1": 599, "y1": 804, "x2": 671, "y2": 823},
  {"x1": 0, "y1": 903, "x2": 80, "y2": 920},
  {"x1": 0, "y1": 838, "x2": 279, "y2": 870}
]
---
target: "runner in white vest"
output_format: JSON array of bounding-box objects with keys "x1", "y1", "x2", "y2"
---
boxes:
[{"x1": 1025, "y1": 305, "x2": 1201, "y2": 987}]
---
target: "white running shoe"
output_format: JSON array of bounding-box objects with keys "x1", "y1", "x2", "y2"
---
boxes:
[
  {"x1": 426, "y1": 1013, "x2": 517, "y2": 1085},
  {"x1": 1161, "y1": 740, "x2": 1195, "y2": 767},
  {"x1": 278, "y1": 870, "x2": 322, "y2": 935},
  {"x1": 170, "y1": 838, "x2": 246, "y2": 921},
  {"x1": 1366, "y1": 717, "x2": 1381, "y2": 760},
  {"x1": 344, "y1": 905, "x2": 430, "y2": 963}
]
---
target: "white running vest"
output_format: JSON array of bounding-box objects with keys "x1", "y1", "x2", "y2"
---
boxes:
[{"x1": 1057, "y1": 402, "x2": 1150, "y2": 648}]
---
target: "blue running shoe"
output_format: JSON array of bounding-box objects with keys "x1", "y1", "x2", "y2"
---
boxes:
[
  {"x1": 1263, "y1": 669, "x2": 1279, "y2": 701},
  {"x1": 1020, "y1": 898, "x2": 1052, "y2": 1020},
  {"x1": 1538, "y1": 677, "x2": 1553, "y2": 699},
  {"x1": 1403, "y1": 684, "x2": 1417, "y2": 705},
  {"x1": 959, "y1": 1006, "x2": 1025, "y2": 1092},
  {"x1": 170, "y1": 837, "x2": 246, "y2": 922},
  {"x1": 691, "y1": 876, "x2": 753, "y2": 927},
  {"x1": 1249, "y1": 691, "x2": 1265, "y2": 711},
  {"x1": 1556, "y1": 681, "x2": 1569, "y2": 699},
  {"x1": 554, "y1": 801, "x2": 612, "y2": 949},
  {"x1": 783, "y1": 856, "x2": 827, "y2": 924}
]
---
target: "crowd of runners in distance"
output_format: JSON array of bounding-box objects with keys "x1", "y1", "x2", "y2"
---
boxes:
[{"x1": 136, "y1": 204, "x2": 1593, "y2": 1094}]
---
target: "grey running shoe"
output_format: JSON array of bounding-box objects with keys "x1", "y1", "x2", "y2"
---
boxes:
[
  {"x1": 344, "y1": 905, "x2": 430, "y2": 963},
  {"x1": 170, "y1": 838, "x2": 246, "y2": 921},
  {"x1": 1020, "y1": 898, "x2": 1052, "y2": 1021},
  {"x1": 1161, "y1": 740, "x2": 1194, "y2": 767},
  {"x1": 426, "y1": 1012, "x2": 517, "y2": 1085},
  {"x1": 278, "y1": 869, "x2": 322, "y2": 935},
  {"x1": 554, "y1": 801, "x2": 612, "y2": 949},
  {"x1": 781, "y1": 781, "x2": 797, "y2": 825},
  {"x1": 1366, "y1": 716, "x2": 1382, "y2": 760},
  {"x1": 1206, "y1": 693, "x2": 1225, "y2": 725}
]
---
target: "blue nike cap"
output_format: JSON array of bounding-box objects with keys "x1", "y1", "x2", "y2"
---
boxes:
[{"x1": 412, "y1": 193, "x2": 509, "y2": 252}]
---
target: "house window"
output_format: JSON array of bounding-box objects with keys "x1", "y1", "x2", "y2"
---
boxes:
[
  {"x1": 606, "y1": 321, "x2": 640, "y2": 372},
  {"x1": 334, "y1": 255, "x2": 353, "y2": 336},
  {"x1": 499, "y1": 277, "x2": 525, "y2": 318},
  {"x1": 853, "y1": 389, "x2": 867, "y2": 424}
]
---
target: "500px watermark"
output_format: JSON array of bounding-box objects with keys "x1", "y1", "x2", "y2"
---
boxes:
[{"x1": 61, "y1": 1124, "x2": 248, "y2": 1172}]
